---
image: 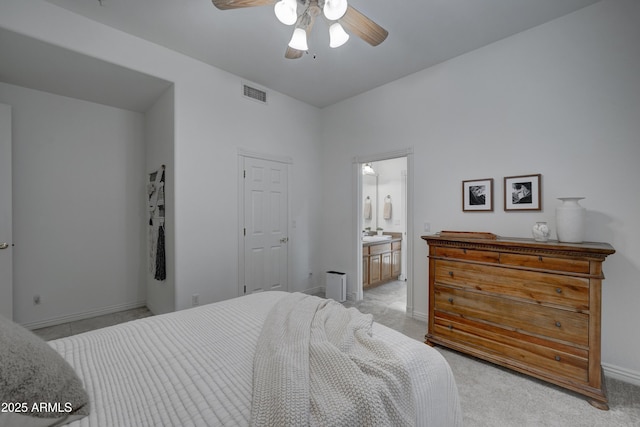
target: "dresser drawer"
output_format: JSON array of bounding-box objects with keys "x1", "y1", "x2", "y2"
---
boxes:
[
  {"x1": 423, "y1": 235, "x2": 615, "y2": 407},
  {"x1": 434, "y1": 247, "x2": 499, "y2": 263},
  {"x1": 432, "y1": 313, "x2": 589, "y2": 382},
  {"x1": 434, "y1": 285, "x2": 589, "y2": 346},
  {"x1": 434, "y1": 260, "x2": 589, "y2": 311},
  {"x1": 499, "y1": 253, "x2": 590, "y2": 274}
]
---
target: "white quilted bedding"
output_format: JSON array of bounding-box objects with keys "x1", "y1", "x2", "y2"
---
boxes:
[{"x1": 49, "y1": 291, "x2": 461, "y2": 427}]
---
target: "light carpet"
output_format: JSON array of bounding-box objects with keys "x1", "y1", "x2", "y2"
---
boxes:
[{"x1": 342, "y1": 281, "x2": 640, "y2": 427}]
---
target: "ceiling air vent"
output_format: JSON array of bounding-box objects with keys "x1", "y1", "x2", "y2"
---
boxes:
[{"x1": 242, "y1": 83, "x2": 267, "y2": 104}]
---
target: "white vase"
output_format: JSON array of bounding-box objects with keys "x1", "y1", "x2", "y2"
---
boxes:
[
  {"x1": 532, "y1": 222, "x2": 550, "y2": 242},
  {"x1": 556, "y1": 197, "x2": 585, "y2": 243}
]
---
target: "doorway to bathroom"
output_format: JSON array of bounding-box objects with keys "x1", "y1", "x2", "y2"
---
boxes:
[{"x1": 355, "y1": 149, "x2": 413, "y2": 316}]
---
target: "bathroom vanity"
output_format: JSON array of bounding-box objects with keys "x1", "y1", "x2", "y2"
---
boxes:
[{"x1": 362, "y1": 234, "x2": 402, "y2": 289}]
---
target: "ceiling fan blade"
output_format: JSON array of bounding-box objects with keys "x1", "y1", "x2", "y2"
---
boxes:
[
  {"x1": 284, "y1": 11, "x2": 317, "y2": 60},
  {"x1": 211, "y1": 0, "x2": 275, "y2": 10},
  {"x1": 285, "y1": 47, "x2": 304, "y2": 59},
  {"x1": 339, "y1": 5, "x2": 388, "y2": 46}
]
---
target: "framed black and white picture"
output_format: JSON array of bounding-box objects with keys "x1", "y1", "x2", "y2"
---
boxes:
[
  {"x1": 504, "y1": 174, "x2": 541, "y2": 211},
  {"x1": 462, "y1": 178, "x2": 493, "y2": 212}
]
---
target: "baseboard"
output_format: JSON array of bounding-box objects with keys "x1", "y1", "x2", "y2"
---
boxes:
[
  {"x1": 302, "y1": 286, "x2": 325, "y2": 296},
  {"x1": 602, "y1": 362, "x2": 640, "y2": 386},
  {"x1": 22, "y1": 300, "x2": 147, "y2": 330},
  {"x1": 411, "y1": 309, "x2": 428, "y2": 322}
]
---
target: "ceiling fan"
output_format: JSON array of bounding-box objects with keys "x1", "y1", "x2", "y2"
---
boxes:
[{"x1": 211, "y1": 0, "x2": 388, "y2": 59}]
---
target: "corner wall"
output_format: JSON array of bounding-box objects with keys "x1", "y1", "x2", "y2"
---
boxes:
[
  {"x1": 0, "y1": 0, "x2": 322, "y2": 317},
  {"x1": 319, "y1": 0, "x2": 640, "y2": 383},
  {"x1": 0, "y1": 82, "x2": 146, "y2": 326},
  {"x1": 145, "y1": 86, "x2": 175, "y2": 315}
]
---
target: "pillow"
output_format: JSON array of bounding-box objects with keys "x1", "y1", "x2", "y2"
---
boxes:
[{"x1": 0, "y1": 314, "x2": 90, "y2": 427}]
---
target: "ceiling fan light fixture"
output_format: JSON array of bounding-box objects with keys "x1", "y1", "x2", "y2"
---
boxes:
[
  {"x1": 329, "y1": 22, "x2": 349, "y2": 48},
  {"x1": 274, "y1": 0, "x2": 298, "y2": 26},
  {"x1": 323, "y1": 0, "x2": 348, "y2": 21},
  {"x1": 288, "y1": 28, "x2": 308, "y2": 51}
]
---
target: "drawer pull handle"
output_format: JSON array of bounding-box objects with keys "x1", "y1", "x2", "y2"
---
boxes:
[
  {"x1": 448, "y1": 271, "x2": 454, "y2": 277},
  {"x1": 555, "y1": 321, "x2": 562, "y2": 328},
  {"x1": 556, "y1": 288, "x2": 563, "y2": 294},
  {"x1": 555, "y1": 356, "x2": 561, "y2": 362},
  {"x1": 539, "y1": 256, "x2": 543, "y2": 262},
  {"x1": 448, "y1": 325, "x2": 453, "y2": 330},
  {"x1": 463, "y1": 249, "x2": 467, "y2": 254},
  {"x1": 448, "y1": 298, "x2": 454, "y2": 303}
]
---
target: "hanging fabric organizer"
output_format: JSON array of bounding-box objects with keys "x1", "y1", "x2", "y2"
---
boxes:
[{"x1": 148, "y1": 165, "x2": 166, "y2": 281}]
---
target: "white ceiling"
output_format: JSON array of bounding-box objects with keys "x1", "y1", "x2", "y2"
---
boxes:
[{"x1": 6, "y1": 0, "x2": 600, "y2": 109}]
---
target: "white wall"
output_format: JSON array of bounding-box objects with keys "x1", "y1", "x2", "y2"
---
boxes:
[
  {"x1": 362, "y1": 158, "x2": 406, "y2": 234},
  {"x1": 145, "y1": 87, "x2": 175, "y2": 314},
  {"x1": 320, "y1": 0, "x2": 640, "y2": 382},
  {"x1": 362, "y1": 174, "x2": 377, "y2": 231},
  {"x1": 0, "y1": 82, "x2": 146, "y2": 326},
  {"x1": 0, "y1": 0, "x2": 322, "y2": 315},
  {"x1": 375, "y1": 158, "x2": 406, "y2": 234}
]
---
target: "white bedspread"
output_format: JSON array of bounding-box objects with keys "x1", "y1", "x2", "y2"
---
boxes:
[
  {"x1": 251, "y1": 293, "x2": 414, "y2": 426},
  {"x1": 49, "y1": 291, "x2": 462, "y2": 427}
]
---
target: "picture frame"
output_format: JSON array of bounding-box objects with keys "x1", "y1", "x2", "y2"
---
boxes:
[
  {"x1": 462, "y1": 178, "x2": 494, "y2": 212},
  {"x1": 504, "y1": 174, "x2": 541, "y2": 211}
]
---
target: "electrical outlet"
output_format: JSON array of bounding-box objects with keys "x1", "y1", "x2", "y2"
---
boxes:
[
  {"x1": 192, "y1": 294, "x2": 199, "y2": 306},
  {"x1": 424, "y1": 222, "x2": 431, "y2": 232},
  {"x1": 33, "y1": 295, "x2": 41, "y2": 305}
]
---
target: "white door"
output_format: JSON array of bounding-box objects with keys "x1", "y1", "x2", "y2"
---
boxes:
[
  {"x1": 242, "y1": 156, "x2": 288, "y2": 294},
  {"x1": 0, "y1": 104, "x2": 13, "y2": 319}
]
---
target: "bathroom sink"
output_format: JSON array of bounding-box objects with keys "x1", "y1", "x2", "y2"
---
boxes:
[{"x1": 362, "y1": 235, "x2": 392, "y2": 242}]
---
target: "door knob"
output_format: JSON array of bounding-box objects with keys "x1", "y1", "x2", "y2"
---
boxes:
[
  {"x1": 0, "y1": 243, "x2": 8, "y2": 249},
  {"x1": 280, "y1": 237, "x2": 289, "y2": 243}
]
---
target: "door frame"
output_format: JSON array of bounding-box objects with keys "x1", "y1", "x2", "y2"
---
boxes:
[
  {"x1": 353, "y1": 148, "x2": 414, "y2": 315},
  {"x1": 237, "y1": 148, "x2": 292, "y2": 296},
  {"x1": 0, "y1": 104, "x2": 12, "y2": 319}
]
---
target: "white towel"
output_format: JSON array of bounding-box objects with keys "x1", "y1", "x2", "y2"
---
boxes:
[
  {"x1": 364, "y1": 199, "x2": 372, "y2": 220},
  {"x1": 383, "y1": 201, "x2": 392, "y2": 220}
]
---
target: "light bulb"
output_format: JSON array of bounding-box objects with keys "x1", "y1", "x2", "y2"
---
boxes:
[
  {"x1": 329, "y1": 22, "x2": 349, "y2": 48},
  {"x1": 274, "y1": 0, "x2": 297, "y2": 26},
  {"x1": 323, "y1": 0, "x2": 347, "y2": 21},
  {"x1": 288, "y1": 28, "x2": 308, "y2": 51}
]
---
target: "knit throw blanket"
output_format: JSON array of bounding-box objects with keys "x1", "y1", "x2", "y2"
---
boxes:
[{"x1": 251, "y1": 293, "x2": 415, "y2": 427}]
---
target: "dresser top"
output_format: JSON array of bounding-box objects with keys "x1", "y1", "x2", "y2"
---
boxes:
[{"x1": 422, "y1": 233, "x2": 615, "y2": 257}]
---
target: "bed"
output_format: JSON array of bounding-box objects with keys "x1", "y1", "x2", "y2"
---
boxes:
[{"x1": 1, "y1": 291, "x2": 462, "y2": 427}]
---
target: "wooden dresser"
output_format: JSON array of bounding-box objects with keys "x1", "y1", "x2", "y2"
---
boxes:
[{"x1": 422, "y1": 233, "x2": 615, "y2": 409}]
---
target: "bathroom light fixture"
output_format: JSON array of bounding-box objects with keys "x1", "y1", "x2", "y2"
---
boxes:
[{"x1": 362, "y1": 163, "x2": 375, "y2": 175}]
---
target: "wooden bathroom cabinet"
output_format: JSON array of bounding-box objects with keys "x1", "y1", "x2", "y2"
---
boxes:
[{"x1": 363, "y1": 238, "x2": 401, "y2": 289}]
